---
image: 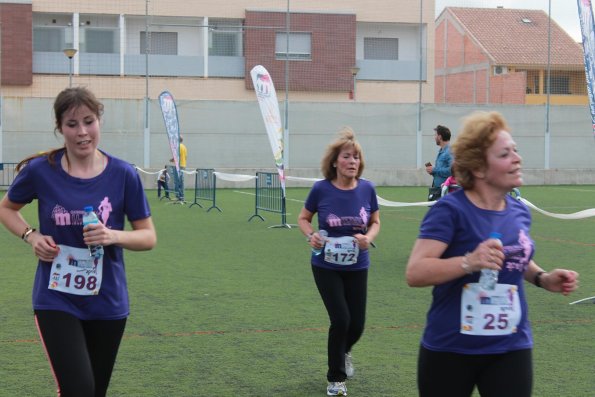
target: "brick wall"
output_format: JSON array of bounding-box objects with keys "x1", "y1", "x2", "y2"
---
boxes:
[
  {"x1": 444, "y1": 71, "x2": 476, "y2": 103},
  {"x1": 446, "y1": 20, "x2": 464, "y2": 69},
  {"x1": 439, "y1": 69, "x2": 526, "y2": 104},
  {"x1": 0, "y1": 3, "x2": 33, "y2": 86},
  {"x1": 244, "y1": 11, "x2": 356, "y2": 92},
  {"x1": 489, "y1": 72, "x2": 527, "y2": 104},
  {"x1": 475, "y1": 69, "x2": 488, "y2": 104},
  {"x1": 434, "y1": 19, "x2": 445, "y2": 70},
  {"x1": 436, "y1": 16, "x2": 527, "y2": 104},
  {"x1": 463, "y1": 35, "x2": 488, "y2": 65}
]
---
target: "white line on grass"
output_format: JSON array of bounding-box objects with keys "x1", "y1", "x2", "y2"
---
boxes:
[{"x1": 547, "y1": 187, "x2": 595, "y2": 193}]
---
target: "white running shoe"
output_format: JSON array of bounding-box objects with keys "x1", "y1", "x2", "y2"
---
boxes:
[
  {"x1": 345, "y1": 352, "x2": 354, "y2": 379},
  {"x1": 327, "y1": 381, "x2": 347, "y2": 396}
]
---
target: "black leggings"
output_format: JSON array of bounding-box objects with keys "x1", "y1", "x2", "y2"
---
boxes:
[
  {"x1": 312, "y1": 266, "x2": 368, "y2": 382},
  {"x1": 418, "y1": 345, "x2": 533, "y2": 397},
  {"x1": 34, "y1": 310, "x2": 127, "y2": 397}
]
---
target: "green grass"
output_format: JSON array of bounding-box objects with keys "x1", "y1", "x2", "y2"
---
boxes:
[{"x1": 1, "y1": 186, "x2": 594, "y2": 396}]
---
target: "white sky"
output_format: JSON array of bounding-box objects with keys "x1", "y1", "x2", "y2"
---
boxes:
[{"x1": 435, "y1": 0, "x2": 582, "y2": 42}]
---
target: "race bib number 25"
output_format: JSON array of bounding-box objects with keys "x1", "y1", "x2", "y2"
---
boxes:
[{"x1": 460, "y1": 283, "x2": 521, "y2": 336}]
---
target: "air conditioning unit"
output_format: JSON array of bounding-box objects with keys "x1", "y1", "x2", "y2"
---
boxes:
[{"x1": 493, "y1": 66, "x2": 508, "y2": 75}]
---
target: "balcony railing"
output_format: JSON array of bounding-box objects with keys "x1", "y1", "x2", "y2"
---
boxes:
[
  {"x1": 357, "y1": 59, "x2": 427, "y2": 81},
  {"x1": 33, "y1": 52, "x2": 245, "y2": 78}
]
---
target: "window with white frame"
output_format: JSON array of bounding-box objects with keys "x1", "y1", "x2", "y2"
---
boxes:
[
  {"x1": 275, "y1": 32, "x2": 311, "y2": 60},
  {"x1": 83, "y1": 28, "x2": 119, "y2": 53},
  {"x1": 140, "y1": 32, "x2": 178, "y2": 55},
  {"x1": 364, "y1": 37, "x2": 399, "y2": 60},
  {"x1": 33, "y1": 26, "x2": 72, "y2": 52},
  {"x1": 209, "y1": 18, "x2": 243, "y2": 56}
]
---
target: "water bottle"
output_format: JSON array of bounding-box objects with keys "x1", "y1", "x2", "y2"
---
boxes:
[
  {"x1": 479, "y1": 232, "x2": 502, "y2": 290},
  {"x1": 312, "y1": 230, "x2": 328, "y2": 256},
  {"x1": 82, "y1": 206, "x2": 104, "y2": 258}
]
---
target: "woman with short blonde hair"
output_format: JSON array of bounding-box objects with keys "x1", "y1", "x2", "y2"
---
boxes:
[
  {"x1": 406, "y1": 111, "x2": 579, "y2": 397},
  {"x1": 298, "y1": 127, "x2": 380, "y2": 396}
]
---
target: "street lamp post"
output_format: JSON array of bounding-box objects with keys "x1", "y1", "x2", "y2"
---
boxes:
[
  {"x1": 350, "y1": 66, "x2": 360, "y2": 101},
  {"x1": 63, "y1": 48, "x2": 77, "y2": 87}
]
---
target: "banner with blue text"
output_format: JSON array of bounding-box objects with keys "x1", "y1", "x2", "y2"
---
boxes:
[{"x1": 578, "y1": 0, "x2": 595, "y2": 135}]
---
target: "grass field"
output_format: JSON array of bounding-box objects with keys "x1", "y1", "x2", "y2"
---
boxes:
[{"x1": 1, "y1": 186, "x2": 594, "y2": 396}]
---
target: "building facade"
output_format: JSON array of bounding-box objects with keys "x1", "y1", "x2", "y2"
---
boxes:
[
  {"x1": 435, "y1": 7, "x2": 587, "y2": 105},
  {"x1": 0, "y1": 0, "x2": 434, "y2": 103}
]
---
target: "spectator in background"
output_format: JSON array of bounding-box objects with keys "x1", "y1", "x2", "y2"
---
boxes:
[
  {"x1": 170, "y1": 136, "x2": 187, "y2": 201},
  {"x1": 440, "y1": 165, "x2": 459, "y2": 197},
  {"x1": 157, "y1": 166, "x2": 170, "y2": 200},
  {"x1": 426, "y1": 125, "x2": 453, "y2": 200}
]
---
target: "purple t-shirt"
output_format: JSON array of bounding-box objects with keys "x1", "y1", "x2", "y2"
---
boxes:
[
  {"x1": 304, "y1": 179, "x2": 379, "y2": 271},
  {"x1": 418, "y1": 189, "x2": 535, "y2": 354},
  {"x1": 8, "y1": 150, "x2": 151, "y2": 320}
]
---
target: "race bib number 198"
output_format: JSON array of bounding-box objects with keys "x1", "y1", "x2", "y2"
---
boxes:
[{"x1": 48, "y1": 245, "x2": 103, "y2": 295}]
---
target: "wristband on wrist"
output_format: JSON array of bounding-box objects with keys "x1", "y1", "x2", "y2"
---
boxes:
[
  {"x1": 461, "y1": 253, "x2": 473, "y2": 274},
  {"x1": 306, "y1": 232, "x2": 314, "y2": 242},
  {"x1": 534, "y1": 271, "x2": 546, "y2": 288},
  {"x1": 22, "y1": 227, "x2": 36, "y2": 243}
]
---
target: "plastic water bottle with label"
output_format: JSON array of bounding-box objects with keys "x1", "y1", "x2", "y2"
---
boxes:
[
  {"x1": 312, "y1": 230, "x2": 328, "y2": 256},
  {"x1": 82, "y1": 206, "x2": 104, "y2": 258},
  {"x1": 479, "y1": 232, "x2": 502, "y2": 290}
]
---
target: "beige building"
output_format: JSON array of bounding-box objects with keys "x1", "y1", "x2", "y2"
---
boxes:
[{"x1": 0, "y1": 0, "x2": 435, "y2": 103}]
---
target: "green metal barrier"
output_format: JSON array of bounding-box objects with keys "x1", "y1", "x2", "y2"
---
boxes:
[
  {"x1": 0, "y1": 163, "x2": 18, "y2": 187},
  {"x1": 190, "y1": 168, "x2": 221, "y2": 212},
  {"x1": 248, "y1": 171, "x2": 290, "y2": 228}
]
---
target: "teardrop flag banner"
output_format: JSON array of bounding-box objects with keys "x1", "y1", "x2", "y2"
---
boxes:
[
  {"x1": 577, "y1": 0, "x2": 595, "y2": 135},
  {"x1": 250, "y1": 65, "x2": 286, "y2": 197},
  {"x1": 158, "y1": 90, "x2": 181, "y2": 174}
]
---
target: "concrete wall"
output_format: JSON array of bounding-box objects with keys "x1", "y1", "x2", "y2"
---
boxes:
[{"x1": 2, "y1": 98, "x2": 595, "y2": 188}]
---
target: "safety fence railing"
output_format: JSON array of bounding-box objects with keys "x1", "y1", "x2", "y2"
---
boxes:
[
  {"x1": 190, "y1": 168, "x2": 221, "y2": 212},
  {"x1": 0, "y1": 163, "x2": 18, "y2": 187},
  {"x1": 248, "y1": 171, "x2": 290, "y2": 228}
]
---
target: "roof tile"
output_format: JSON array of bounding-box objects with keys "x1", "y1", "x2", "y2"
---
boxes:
[{"x1": 446, "y1": 7, "x2": 583, "y2": 66}]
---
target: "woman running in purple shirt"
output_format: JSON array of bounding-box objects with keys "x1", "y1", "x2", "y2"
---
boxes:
[
  {"x1": 0, "y1": 87, "x2": 157, "y2": 397},
  {"x1": 406, "y1": 111, "x2": 579, "y2": 397},
  {"x1": 298, "y1": 128, "x2": 380, "y2": 396}
]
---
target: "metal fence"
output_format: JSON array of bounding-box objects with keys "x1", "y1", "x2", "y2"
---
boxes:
[
  {"x1": 248, "y1": 172, "x2": 289, "y2": 228},
  {"x1": 189, "y1": 168, "x2": 221, "y2": 212},
  {"x1": 0, "y1": 163, "x2": 17, "y2": 187}
]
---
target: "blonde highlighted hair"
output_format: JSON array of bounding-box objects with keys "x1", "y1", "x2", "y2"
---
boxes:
[
  {"x1": 451, "y1": 111, "x2": 510, "y2": 190},
  {"x1": 320, "y1": 127, "x2": 365, "y2": 180}
]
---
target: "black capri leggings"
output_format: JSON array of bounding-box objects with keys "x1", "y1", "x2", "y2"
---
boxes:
[
  {"x1": 34, "y1": 310, "x2": 127, "y2": 397},
  {"x1": 312, "y1": 266, "x2": 368, "y2": 382},
  {"x1": 418, "y1": 345, "x2": 532, "y2": 397}
]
